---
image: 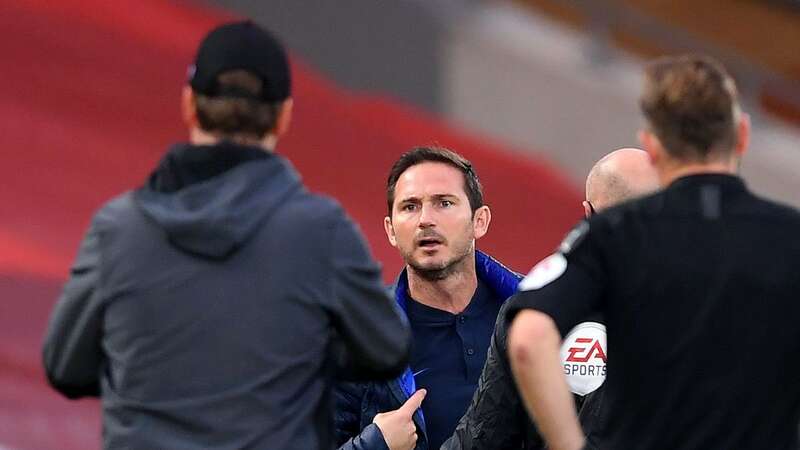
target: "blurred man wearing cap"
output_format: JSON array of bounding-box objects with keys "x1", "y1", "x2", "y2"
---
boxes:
[
  {"x1": 508, "y1": 54, "x2": 800, "y2": 450},
  {"x1": 442, "y1": 148, "x2": 658, "y2": 450},
  {"x1": 43, "y1": 21, "x2": 410, "y2": 450}
]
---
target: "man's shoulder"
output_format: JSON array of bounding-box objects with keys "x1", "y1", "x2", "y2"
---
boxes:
[
  {"x1": 494, "y1": 297, "x2": 519, "y2": 338},
  {"x1": 273, "y1": 190, "x2": 349, "y2": 228},
  {"x1": 742, "y1": 191, "x2": 800, "y2": 225},
  {"x1": 92, "y1": 191, "x2": 137, "y2": 228},
  {"x1": 590, "y1": 190, "x2": 663, "y2": 229},
  {"x1": 597, "y1": 179, "x2": 800, "y2": 225},
  {"x1": 476, "y1": 251, "x2": 523, "y2": 301},
  {"x1": 575, "y1": 191, "x2": 673, "y2": 249}
]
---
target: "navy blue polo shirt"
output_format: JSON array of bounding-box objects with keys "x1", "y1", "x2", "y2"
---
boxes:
[{"x1": 405, "y1": 279, "x2": 501, "y2": 449}]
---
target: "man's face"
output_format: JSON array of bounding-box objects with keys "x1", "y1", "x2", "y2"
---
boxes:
[{"x1": 385, "y1": 162, "x2": 484, "y2": 280}]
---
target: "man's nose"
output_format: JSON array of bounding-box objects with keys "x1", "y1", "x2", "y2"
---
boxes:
[{"x1": 418, "y1": 204, "x2": 436, "y2": 228}]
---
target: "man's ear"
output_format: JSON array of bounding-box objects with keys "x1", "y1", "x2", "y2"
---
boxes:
[
  {"x1": 735, "y1": 113, "x2": 750, "y2": 158},
  {"x1": 181, "y1": 85, "x2": 199, "y2": 129},
  {"x1": 639, "y1": 129, "x2": 662, "y2": 166},
  {"x1": 472, "y1": 205, "x2": 491, "y2": 240},
  {"x1": 582, "y1": 201, "x2": 592, "y2": 219},
  {"x1": 383, "y1": 216, "x2": 397, "y2": 247},
  {"x1": 273, "y1": 98, "x2": 293, "y2": 138}
]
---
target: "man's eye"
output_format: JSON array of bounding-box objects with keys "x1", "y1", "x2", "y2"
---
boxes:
[
  {"x1": 441, "y1": 200, "x2": 454, "y2": 207},
  {"x1": 401, "y1": 204, "x2": 417, "y2": 211}
]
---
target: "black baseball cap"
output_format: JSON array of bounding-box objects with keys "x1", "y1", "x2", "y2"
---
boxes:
[{"x1": 189, "y1": 21, "x2": 291, "y2": 102}]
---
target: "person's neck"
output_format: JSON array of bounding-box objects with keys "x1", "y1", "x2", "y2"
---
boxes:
[
  {"x1": 658, "y1": 158, "x2": 738, "y2": 187},
  {"x1": 406, "y1": 257, "x2": 478, "y2": 314},
  {"x1": 189, "y1": 128, "x2": 276, "y2": 152}
]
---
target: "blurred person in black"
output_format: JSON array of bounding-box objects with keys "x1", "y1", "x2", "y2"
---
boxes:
[
  {"x1": 335, "y1": 147, "x2": 523, "y2": 450},
  {"x1": 42, "y1": 21, "x2": 409, "y2": 450},
  {"x1": 442, "y1": 148, "x2": 659, "y2": 450},
  {"x1": 507, "y1": 54, "x2": 800, "y2": 450}
]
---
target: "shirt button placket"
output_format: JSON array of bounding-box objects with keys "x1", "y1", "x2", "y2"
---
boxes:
[{"x1": 459, "y1": 316, "x2": 473, "y2": 355}]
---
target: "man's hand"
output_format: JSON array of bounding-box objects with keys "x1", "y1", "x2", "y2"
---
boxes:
[{"x1": 373, "y1": 388, "x2": 427, "y2": 450}]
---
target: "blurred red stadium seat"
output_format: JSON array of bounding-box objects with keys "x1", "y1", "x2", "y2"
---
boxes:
[{"x1": 0, "y1": 1, "x2": 580, "y2": 448}]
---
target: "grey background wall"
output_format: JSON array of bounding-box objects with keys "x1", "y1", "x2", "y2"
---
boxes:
[
  {"x1": 202, "y1": 0, "x2": 800, "y2": 206},
  {"x1": 204, "y1": 0, "x2": 455, "y2": 112}
]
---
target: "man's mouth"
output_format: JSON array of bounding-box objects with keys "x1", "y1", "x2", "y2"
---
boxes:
[{"x1": 417, "y1": 238, "x2": 443, "y2": 248}]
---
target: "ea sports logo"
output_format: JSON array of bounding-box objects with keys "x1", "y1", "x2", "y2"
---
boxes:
[
  {"x1": 566, "y1": 338, "x2": 606, "y2": 363},
  {"x1": 560, "y1": 321, "x2": 607, "y2": 396}
]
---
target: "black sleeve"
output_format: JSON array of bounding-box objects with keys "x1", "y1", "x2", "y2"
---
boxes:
[
  {"x1": 506, "y1": 221, "x2": 607, "y2": 338},
  {"x1": 336, "y1": 423, "x2": 389, "y2": 450},
  {"x1": 334, "y1": 382, "x2": 390, "y2": 450},
  {"x1": 443, "y1": 298, "x2": 545, "y2": 450},
  {"x1": 334, "y1": 381, "x2": 364, "y2": 445},
  {"x1": 326, "y1": 214, "x2": 410, "y2": 380},
  {"x1": 577, "y1": 387, "x2": 606, "y2": 450},
  {"x1": 42, "y1": 216, "x2": 106, "y2": 399}
]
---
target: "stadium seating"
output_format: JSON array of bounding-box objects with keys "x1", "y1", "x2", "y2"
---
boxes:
[{"x1": 0, "y1": 1, "x2": 581, "y2": 448}]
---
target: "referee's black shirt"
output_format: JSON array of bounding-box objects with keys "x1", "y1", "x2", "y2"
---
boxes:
[{"x1": 508, "y1": 173, "x2": 800, "y2": 450}]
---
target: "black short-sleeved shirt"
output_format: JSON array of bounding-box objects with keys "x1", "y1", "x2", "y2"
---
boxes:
[
  {"x1": 508, "y1": 174, "x2": 800, "y2": 450},
  {"x1": 407, "y1": 279, "x2": 500, "y2": 449}
]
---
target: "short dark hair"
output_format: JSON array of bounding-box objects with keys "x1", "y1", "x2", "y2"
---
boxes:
[
  {"x1": 640, "y1": 54, "x2": 740, "y2": 162},
  {"x1": 195, "y1": 70, "x2": 282, "y2": 140},
  {"x1": 386, "y1": 146, "x2": 484, "y2": 216}
]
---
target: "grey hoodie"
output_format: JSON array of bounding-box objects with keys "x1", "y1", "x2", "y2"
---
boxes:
[{"x1": 43, "y1": 142, "x2": 410, "y2": 450}]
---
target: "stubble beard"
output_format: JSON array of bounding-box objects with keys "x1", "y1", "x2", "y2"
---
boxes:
[{"x1": 406, "y1": 241, "x2": 474, "y2": 282}]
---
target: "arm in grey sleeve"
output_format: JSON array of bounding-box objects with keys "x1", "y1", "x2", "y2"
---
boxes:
[
  {"x1": 327, "y1": 215, "x2": 410, "y2": 381},
  {"x1": 42, "y1": 218, "x2": 106, "y2": 399}
]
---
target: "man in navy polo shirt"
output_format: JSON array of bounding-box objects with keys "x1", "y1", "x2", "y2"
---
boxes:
[{"x1": 335, "y1": 147, "x2": 521, "y2": 450}]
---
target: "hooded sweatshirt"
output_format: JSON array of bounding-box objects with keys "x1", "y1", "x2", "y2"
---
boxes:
[{"x1": 43, "y1": 142, "x2": 410, "y2": 450}]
